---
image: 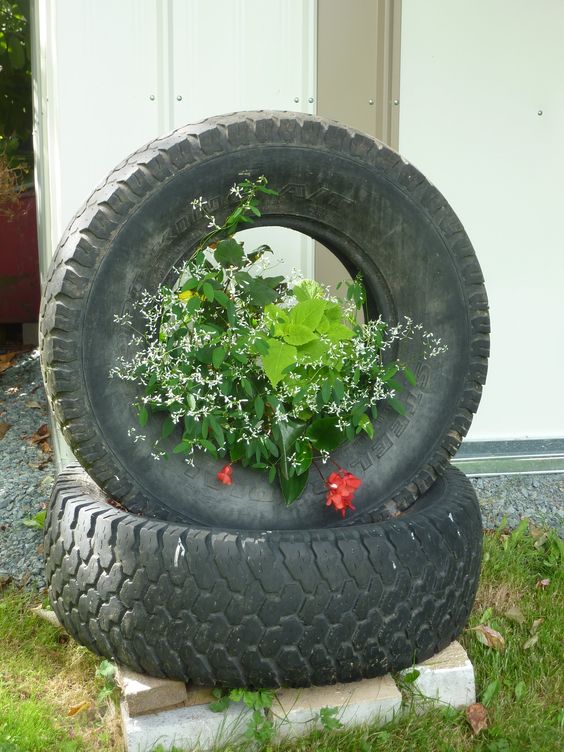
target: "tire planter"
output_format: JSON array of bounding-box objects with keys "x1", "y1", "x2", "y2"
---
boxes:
[
  {"x1": 45, "y1": 463, "x2": 482, "y2": 688},
  {"x1": 40, "y1": 111, "x2": 489, "y2": 530}
]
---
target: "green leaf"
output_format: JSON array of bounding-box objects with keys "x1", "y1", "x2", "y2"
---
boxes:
[
  {"x1": 268, "y1": 465, "x2": 277, "y2": 484},
  {"x1": 208, "y1": 415, "x2": 225, "y2": 445},
  {"x1": 323, "y1": 302, "x2": 342, "y2": 322},
  {"x1": 213, "y1": 290, "x2": 230, "y2": 307},
  {"x1": 180, "y1": 277, "x2": 199, "y2": 292},
  {"x1": 138, "y1": 404, "x2": 148, "y2": 427},
  {"x1": 288, "y1": 299, "x2": 326, "y2": 330},
  {"x1": 235, "y1": 273, "x2": 281, "y2": 306},
  {"x1": 214, "y1": 238, "x2": 245, "y2": 268},
  {"x1": 388, "y1": 397, "x2": 406, "y2": 416},
  {"x1": 161, "y1": 416, "x2": 175, "y2": 439},
  {"x1": 22, "y1": 511, "x2": 46, "y2": 530},
  {"x1": 173, "y1": 440, "x2": 191, "y2": 454},
  {"x1": 514, "y1": 680, "x2": 526, "y2": 700},
  {"x1": 382, "y1": 363, "x2": 399, "y2": 382},
  {"x1": 254, "y1": 395, "x2": 265, "y2": 420},
  {"x1": 202, "y1": 282, "x2": 214, "y2": 301},
  {"x1": 292, "y1": 279, "x2": 324, "y2": 302},
  {"x1": 482, "y1": 679, "x2": 501, "y2": 707},
  {"x1": 333, "y1": 378, "x2": 345, "y2": 402},
  {"x1": 326, "y1": 322, "x2": 354, "y2": 343},
  {"x1": 272, "y1": 419, "x2": 304, "y2": 480},
  {"x1": 230, "y1": 442, "x2": 246, "y2": 462},
  {"x1": 278, "y1": 468, "x2": 309, "y2": 504},
  {"x1": 241, "y1": 378, "x2": 254, "y2": 397},
  {"x1": 297, "y1": 338, "x2": 329, "y2": 362},
  {"x1": 403, "y1": 366, "x2": 417, "y2": 386},
  {"x1": 247, "y1": 244, "x2": 273, "y2": 263},
  {"x1": 321, "y1": 381, "x2": 332, "y2": 403},
  {"x1": 253, "y1": 337, "x2": 270, "y2": 356},
  {"x1": 282, "y1": 323, "x2": 318, "y2": 346},
  {"x1": 359, "y1": 413, "x2": 374, "y2": 439},
  {"x1": 293, "y1": 440, "x2": 313, "y2": 474},
  {"x1": 261, "y1": 339, "x2": 297, "y2": 386},
  {"x1": 199, "y1": 439, "x2": 218, "y2": 457},
  {"x1": 402, "y1": 668, "x2": 421, "y2": 684},
  {"x1": 306, "y1": 417, "x2": 344, "y2": 451},
  {"x1": 212, "y1": 347, "x2": 225, "y2": 369}
]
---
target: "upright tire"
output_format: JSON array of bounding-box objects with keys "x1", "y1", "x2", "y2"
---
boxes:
[
  {"x1": 40, "y1": 111, "x2": 489, "y2": 529},
  {"x1": 45, "y1": 464, "x2": 482, "y2": 688}
]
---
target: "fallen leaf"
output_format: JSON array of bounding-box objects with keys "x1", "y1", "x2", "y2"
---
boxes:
[
  {"x1": 534, "y1": 533, "x2": 549, "y2": 549},
  {"x1": 25, "y1": 400, "x2": 42, "y2": 409},
  {"x1": 0, "y1": 352, "x2": 18, "y2": 373},
  {"x1": 523, "y1": 634, "x2": 539, "y2": 650},
  {"x1": 30, "y1": 423, "x2": 50, "y2": 443},
  {"x1": 528, "y1": 522, "x2": 544, "y2": 539},
  {"x1": 536, "y1": 578, "x2": 550, "y2": 589},
  {"x1": 0, "y1": 574, "x2": 13, "y2": 590},
  {"x1": 39, "y1": 439, "x2": 52, "y2": 454},
  {"x1": 6, "y1": 386, "x2": 19, "y2": 395},
  {"x1": 504, "y1": 605, "x2": 525, "y2": 625},
  {"x1": 67, "y1": 700, "x2": 91, "y2": 717},
  {"x1": 0, "y1": 423, "x2": 12, "y2": 440},
  {"x1": 473, "y1": 624, "x2": 506, "y2": 651},
  {"x1": 531, "y1": 618, "x2": 544, "y2": 633},
  {"x1": 466, "y1": 703, "x2": 488, "y2": 735}
]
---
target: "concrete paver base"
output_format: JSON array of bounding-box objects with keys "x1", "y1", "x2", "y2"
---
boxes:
[{"x1": 119, "y1": 641, "x2": 475, "y2": 751}]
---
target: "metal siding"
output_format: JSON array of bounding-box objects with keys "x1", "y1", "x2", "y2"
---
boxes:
[{"x1": 399, "y1": 0, "x2": 564, "y2": 440}]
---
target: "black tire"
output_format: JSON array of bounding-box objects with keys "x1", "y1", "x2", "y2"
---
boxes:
[
  {"x1": 45, "y1": 463, "x2": 482, "y2": 688},
  {"x1": 40, "y1": 111, "x2": 489, "y2": 530}
]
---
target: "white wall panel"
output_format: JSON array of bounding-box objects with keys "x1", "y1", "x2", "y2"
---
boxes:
[
  {"x1": 399, "y1": 0, "x2": 564, "y2": 440},
  {"x1": 39, "y1": 0, "x2": 162, "y2": 257},
  {"x1": 171, "y1": 0, "x2": 317, "y2": 278}
]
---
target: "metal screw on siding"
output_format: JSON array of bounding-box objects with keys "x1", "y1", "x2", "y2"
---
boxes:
[
  {"x1": 537, "y1": 110, "x2": 543, "y2": 116},
  {"x1": 294, "y1": 97, "x2": 300, "y2": 103},
  {"x1": 149, "y1": 95, "x2": 155, "y2": 101},
  {"x1": 177, "y1": 95, "x2": 183, "y2": 101},
  {"x1": 368, "y1": 99, "x2": 374, "y2": 105},
  {"x1": 393, "y1": 99, "x2": 400, "y2": 106},
  {"x1": 308, "y1": 97, "x2": 314, "y2": 103}
]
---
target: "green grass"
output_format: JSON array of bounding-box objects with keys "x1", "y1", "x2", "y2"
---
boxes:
[
  {"x1": 1, "y1": 520, "x2": 562, "y2": 752},
  {"x1": 0, "y1": 590, "x2": 122, "y2": 752}
]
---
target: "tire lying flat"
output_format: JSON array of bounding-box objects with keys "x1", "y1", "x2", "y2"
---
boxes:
[
  {"x1": 45, "y1": 464, "x2": 482, "y2": 688},
  {"x1": 40, "y1": 111, "x2": 489, "y2": 530}
]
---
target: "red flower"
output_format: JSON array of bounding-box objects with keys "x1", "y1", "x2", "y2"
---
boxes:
[
  {"x1": 217, "y1": 464, "x2": 233, "y2": 485},
  {"x1": 325, "y1": 470, "x2": 361, "y2": 517}
]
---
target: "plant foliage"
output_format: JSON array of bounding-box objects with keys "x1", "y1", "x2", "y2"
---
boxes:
[{"x1": 112, "y1": 177, "x2": 446, "y2": 506}]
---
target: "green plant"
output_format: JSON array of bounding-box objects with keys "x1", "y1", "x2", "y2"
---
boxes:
[
  {"x1": 0, "y1": 0, "x2": 32, "y2": 166},
  {"x1": 94, "y1": 660, "x2": 117, "y2": 703},
  {"x1": 21, "y1": 509, "x2": 46, "y2": 530},
  {"x1": 210, "y1": 688, "x2": 276, "y2": 745},
  {"x1": 0, "y1": 149, "x2": 23, "y2": 213},
  {"x1": 113, "y1": 177, "x2": 446, "y2": 509}
]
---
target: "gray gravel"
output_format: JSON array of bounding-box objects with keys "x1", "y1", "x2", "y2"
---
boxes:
[
  {"x1": 0, "y1": 350, "x2": 53, "y2": 590},
  {"x1": 0, "y1": 352, "x2": 562, "y2": 590},
  {"x1": 470, "y1": 473, "x2": 563, "y2": 538}
]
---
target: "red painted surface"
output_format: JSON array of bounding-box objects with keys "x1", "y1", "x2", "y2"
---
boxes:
[{"x1": 0, "y1": 191, "x2": 41, "y2": 323}]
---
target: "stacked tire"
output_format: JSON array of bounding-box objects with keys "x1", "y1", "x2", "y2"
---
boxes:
[{"x1": 40, "y1": 111, "x2": 489, "y2": 688}]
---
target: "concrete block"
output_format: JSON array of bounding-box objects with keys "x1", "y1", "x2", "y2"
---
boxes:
[
  {"x1": 272, "y1": 675, "x2": 402, "y2": 738},
  {"x1": 401, "y1": 641, "x2": 475, "y2": 709},
  {"x1": 31, "y1": 606, "x2": 62, "y2": 629},
  {"x1": 116, "y1": 667, "x2": 188, "y2": 717},
  {"x1": 121, "y1": 699, "x2": 252, "y2": 752}
]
